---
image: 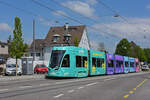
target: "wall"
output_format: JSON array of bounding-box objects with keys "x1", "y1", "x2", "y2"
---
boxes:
[
  {"x1": 0, "y1": 45, "x2": 8, "y2": 55},
  {"x1": 44, "y1": 46, "x2": 53, "y2": 62},
  {"x1": 78, "y1": 29, "x2": 90, "y2": 50}
]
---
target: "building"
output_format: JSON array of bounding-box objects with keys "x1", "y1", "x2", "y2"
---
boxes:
[
  {"x1": 30, "y1": 39, "x2": 45, "y2": 60},
  {"x1": 30, "y1": 25, "x2": 90, "y2": 61},
  {"x1": 0, "y1": 41, "x2": 8, "y2": 59}
]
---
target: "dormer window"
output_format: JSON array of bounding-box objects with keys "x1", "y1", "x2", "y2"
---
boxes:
[
  {"x1": 53, "y1": 34, "x2": 60, "y2": 42},
  {"x1": 64, "y1": 33, "x2": 71, "y2": 43}
]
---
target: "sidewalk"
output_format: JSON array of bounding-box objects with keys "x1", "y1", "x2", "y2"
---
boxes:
[{"x1": 0, "y1": 74, "x2": 45, "y2": 81}]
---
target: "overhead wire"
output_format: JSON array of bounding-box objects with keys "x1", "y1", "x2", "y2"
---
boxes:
[
  {"x1": 51, "y1": 0, "x2": 120, "y2": 38},
  {"x1": 96, "y1": 0, "x2": 129, "y2": 24},
  {"x1": 31, "y1": 0, "x2": 120, "y2": 39},
  {"x1": 0, "y1": 0, "x2": 55, "y2": 23},
  {"x1": 0, "y1": 0, "x2": 120, "y2": 39}
]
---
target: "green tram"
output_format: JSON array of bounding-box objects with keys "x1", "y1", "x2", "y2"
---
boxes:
[{"x1": 48, "y1": 46, "x2": 106, "y2": 78}]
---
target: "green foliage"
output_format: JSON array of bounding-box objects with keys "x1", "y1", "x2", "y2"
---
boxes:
[
  {"x1": 74, "y1": 36, "x2": 79, "y2": 47},
  {"x1": 143, "y1": 48, "x2": 150, "y2": 63},
  {"x1": 115, "y1": 38, "x2": 131, "y2": 56},
  {"x1": 115, "y1": 38, "x2": 147, "y2": 62},
  {"x1": 10, "y1": 17, "x2": 24, "y2": 59},
  {"x1": 139, "y1": 48, "x2": 147, "y2": 62},
  {"x1": 23, "y1": 43, "x2": 29, "y2": 52}
]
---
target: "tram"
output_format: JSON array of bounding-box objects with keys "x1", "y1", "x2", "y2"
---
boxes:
[
  {"x1": 129, "y1": 57, "x2": 135, "y2": 72},
  {"x1": 123, "y1": 56, "x2": 129, "y2": 73},
  {"x1": 48, "y1": 46, "x2": 138, "y2": 78}
]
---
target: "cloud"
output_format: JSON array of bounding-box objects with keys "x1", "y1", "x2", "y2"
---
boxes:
[
  {"x1": 62, "y1": 1, "x2": 96, "y2": 18},
  {"x1": 91, "y1": 18, "x2": 150, "y2": 42},
  {"x1": 0, "y1": 23, "x2": 12, "y2": 32},
  {"x1": 88, "y1": 17, "x2": 150, "y2": 53},
  {"x1": 39, "y1": 17, "x2": 55, "y2": 26},
  {"x1": 86, "y1": 0, "x2": 97, "y2": 5},
  {"x1": 52, "y1": 10, "x2": 67, "y2": 16},
  {"x1": 146, "y1": 4, "x2": 150, "y2": 9}
]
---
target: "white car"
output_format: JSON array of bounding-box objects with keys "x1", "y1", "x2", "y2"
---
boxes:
[
  {"x1": 5, "y1": 64, "x2": 22, "y2": 76},
  {"x1": 141, "y1": 65, "x2": 149, "y2": 71}
]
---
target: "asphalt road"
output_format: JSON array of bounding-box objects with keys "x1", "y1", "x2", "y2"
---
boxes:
[{"x1": 0, "y1": 72, "x2": 150, "y2": 100}]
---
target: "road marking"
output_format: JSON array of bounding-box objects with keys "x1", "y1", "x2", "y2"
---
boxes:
[
  {"x1": 78, "y1": 86, "x2": 84, "y2": 89},
  {"x1": 86, "y1": 82, "x2": 98, "y2": 86},
  {"x1": 68, "y1": 89, "x2": 75, "y2": 93},
  {"x1": 129, "y1": 91, "x2": 134, "y2": 94},
  {"x1": 124, "y1": 94, "x2": 129, "y2": 99},
  {"x1": 133, "y1": 88, "x2": 136, "y2": 90},
  {"x1": 40, "y1": 83, "x2": 50, "y2": 86},
  {"x1": 0, "y1": 89, "x2": 9, "y2": 92},
  {"x1": 136, "y1": 79, "x2": 148, "y2": 88},
  {"x1": 123, "y1": 79, "x2": 148, "y2": 99},
  {"x1": 19, "y1": 86, "x2": 32, "y2": 89},
  {"x1": 54, "y1": 94, "x2": 64, "y2": 98},
  {"x1": 104, "y1": 78, "x2": 116, "y2": 81}
]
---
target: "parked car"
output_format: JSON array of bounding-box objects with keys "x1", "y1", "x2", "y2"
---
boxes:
[
  {"x1": 34, "y1": 64, "x2": 48, "y2": 74},
  {"x1": 141, "y1": 65, "x2": 149, "y2": 71},
  {"x1": 5, "y1": 64, "x2": 22, "y2": 76},
  {"x1": 148, "y1": 64, "x2": 150, "y2": 69}
]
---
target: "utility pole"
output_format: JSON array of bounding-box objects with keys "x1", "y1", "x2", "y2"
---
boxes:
[{"x1": 33, "y1": 19, "x2": 35, "y2": 61}]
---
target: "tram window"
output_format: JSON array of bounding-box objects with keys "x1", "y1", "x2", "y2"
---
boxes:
[
  {"x1": 136, "y1": 62, "x2": 138, "y2": 66},
  {"x1": 92, "y1": 58, "x2": 96, "y2": 67},
  {"x1": 62, "y1": 55, "x2": 70, "y2": 67},
  {"x1": 116, "y1": 61, "x2": 119, "y2": 67},
  {"x1": 76, "y1": 56, "x2": 82, "y2": 67},
  {"x1": 120, "y1": 61, "x2": 123, "y2": 68},
  {"x1": 97, "y1": 58, "x2": 101, "y2": 67},
  {"x1": 130, "y1": 62, "x2": 134, "y2": 67},
  {"x1": 101, "y1": 59, "x2": 104, "y2": 67},
  {"x1": 125, "y1": 62, "x2": 129, "y2": 67},
  {"x1": 108, "y1": 60, "x2": 114, "y2": 67},
  {"x1": 83, "y1": 56, "x2": 87, "y2": 67},
  {"x1": 116, "y1": 61, "x2": 122, "y2": 68}
]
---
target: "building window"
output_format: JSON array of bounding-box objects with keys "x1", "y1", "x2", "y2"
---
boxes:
[
  {"x1": 53, "y1": 36, "x2": 59, "y2": 42},
  {"x1": 1, "y1": 45, "x2": 5, "y2": 48},
  {"x1": 62, "y1": 55, "x2": 70, "y2": 67},
  {"x1": 31, "y1": 53, "x2": 33, "y2": 56},
  {"x1": 36, "y1": 53, "x2": 40, "y2": 57},
  {"x1": 64, "y1": 34, "x2": 71, "y2": 43},
  {"x1": 53, "y1": 34, "x2": 60, "y2": 42}
]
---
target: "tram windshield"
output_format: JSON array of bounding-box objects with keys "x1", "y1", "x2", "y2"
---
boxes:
[{"x1": 50, "y1": 50, "x2": 66, "y2": 68}]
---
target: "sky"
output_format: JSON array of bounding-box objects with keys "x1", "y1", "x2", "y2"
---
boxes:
[{"x1": 0, "y1": 0, "x2": 150, "y2": 53}]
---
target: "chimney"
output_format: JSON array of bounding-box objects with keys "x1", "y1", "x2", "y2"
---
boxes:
[{"x1": 64, "y1": 23, "x2": 69, "y2": 31}]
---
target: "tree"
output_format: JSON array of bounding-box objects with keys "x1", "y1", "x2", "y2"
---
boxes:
[
  {"x1": 23, "y1": 43, "x2": 29, "y2": 52},
  {"x1": 138, "y1": 47, "x2": 147, "y2": 62},
  {"x1": 74, "y1": 36, "x2": 79, "y2": 47},
  {"x1": 143, "y1": 48, "x2": 150, "y2": 63},
  {"x1": 134, "y1": 46, "x2": 147, "y2": 62},
  {"x1": 115, "y1": 38, "x2": 131, "y2": 56},
  {"x1": 10, "y1": 17, "x2": 25, "y2": 76}
]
